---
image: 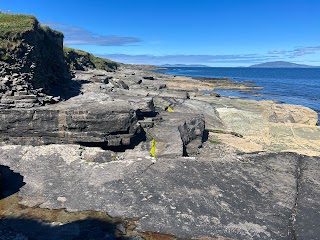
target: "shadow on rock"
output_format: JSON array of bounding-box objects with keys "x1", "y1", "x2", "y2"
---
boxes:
[
  {"x1": 49, "y1": 79, "x2": 91, "y2": 101},
  {"x1": 202, "y1": 129, "x2": 209, "y2": 142},
  {"x1": 80, "y1": 128, "x2": 147, "y2": 153},
  {"x1": 0, "y1": 165, "x2": 25, "y2": 200},
  {"x1": 0, "y1": 218, "x2": 140, "y2": 240}
]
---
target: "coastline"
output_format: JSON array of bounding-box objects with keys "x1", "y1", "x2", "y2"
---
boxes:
[
  {"x1": 152, "y1": 68, "x2": 264, "y2": 92},
  {"x1": 154, "y1": 67, "x2": 320, "y2": 123},
  {"x1": 1, "y1": 12, "x2": 320, "y2": 239},
  {"x1": 146, "y1": 65, "x2": 320, "y2": 155},
  {"x1": 1, "y1": 63, "x2": 320, "y2": 239}
]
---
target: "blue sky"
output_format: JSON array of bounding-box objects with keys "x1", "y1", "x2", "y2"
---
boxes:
[{"x1": 1, "y1": 0, "x2": 319, "y2": 66}]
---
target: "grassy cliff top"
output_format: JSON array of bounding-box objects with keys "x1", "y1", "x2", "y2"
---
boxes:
[
  {"x1": 0, "y1": 13, "x2": 63, "y2": 38},
  {"x1": 0, "y1": 14, "x2": 37, "y2": 35}
]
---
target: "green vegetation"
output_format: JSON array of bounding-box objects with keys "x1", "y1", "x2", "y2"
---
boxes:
[
  {"x1": 0, "y1": 38, "x2": 23, "y2": 61},
  {"x1": 0, "y1": 13, "x2": 63, "y2": 39},
  {"x1": 0, "y1": 13, "x2": 115, "y2": 72},
  {"x1": 0, "y1": 14, "x2": 36, "y2": 37},
  {"x1": 207, "y1": 129, "x2": 226, "y2": 134},
  {"x1": 0, "y1": 53, "x2": 10, "y2": 61},
  {"x1": 64, "y1": 46, "x2": 119, "y2": 71},
  {"x1": 0, "y1": 13, "x2": 64, "y2": 62},
  {"x1": 41, "y1": 25, "x2": 64, "y2": 37},
  {"x1": 209, "y1": 139, "x2": 222, "y2": 144}
]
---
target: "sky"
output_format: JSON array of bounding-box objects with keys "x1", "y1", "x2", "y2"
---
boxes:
[{"x1": 0, "y1": 0, "x2": 319, "y2": 67}]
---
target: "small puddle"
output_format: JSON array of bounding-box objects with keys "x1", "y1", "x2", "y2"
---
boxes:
[
  {"x1": 0, "y1": 164, "x2": 194, "y2": 240},
  {"x1": 0, "y1": 194, "x2": 179, "y2": 240}
]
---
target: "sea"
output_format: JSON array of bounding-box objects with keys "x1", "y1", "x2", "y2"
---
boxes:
[{"x1": 155, "y1": 67, "x2": 320, "y2": 121}]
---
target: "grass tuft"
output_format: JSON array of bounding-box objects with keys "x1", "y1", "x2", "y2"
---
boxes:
[
  {"x1": 207, "y1": 129, "x2": 226, "y2": 134},
  {"x1": 209, "y1": 139, "x2": 222, "y2": 144}
]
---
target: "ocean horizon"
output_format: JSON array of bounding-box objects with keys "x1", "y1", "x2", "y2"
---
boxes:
[{"x1": 156, "y1": 67, "x2": 320, "y2": 120}]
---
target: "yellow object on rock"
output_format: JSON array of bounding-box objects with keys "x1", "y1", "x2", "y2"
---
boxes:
[
  {"x1": 150, "y1": 139, "x2": 156, "y2": 157},
  {"x1": 167, "y1": 106, "x2": 174, "y2": 112}
]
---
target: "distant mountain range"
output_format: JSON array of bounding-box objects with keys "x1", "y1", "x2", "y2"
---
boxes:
[
  {"x1": 158, "y1": 64, "x2": 209, "y2": 67},
  {"x1": 249, "y1": 61, "x2": 320, "y2": 68},
  {"x1": 157, "y1": 61, "x2": 320, "y2": 68}
]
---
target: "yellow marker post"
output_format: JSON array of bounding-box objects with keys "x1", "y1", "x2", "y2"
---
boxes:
[{"x1": 150, "y1": 139, "x2": 156, "y2": 157}]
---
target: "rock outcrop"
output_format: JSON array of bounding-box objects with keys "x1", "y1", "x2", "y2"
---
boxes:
[
  {"x1": 0, "y1": 14, "x2": 71, "y2": 108},
  {"x1": 64, "y1": 47, "x2": 119, "y2": 72},
  {"x1": 0, "y1": 93, "x2": 156, "y2": 146}
]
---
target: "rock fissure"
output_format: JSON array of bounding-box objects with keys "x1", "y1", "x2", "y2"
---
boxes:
[
  {"x1": 138, "y1": 161, "x2": 156, "y2": 175},
  {"x1": 288, "y1": 156, "x2": 303, "y2": 240}
]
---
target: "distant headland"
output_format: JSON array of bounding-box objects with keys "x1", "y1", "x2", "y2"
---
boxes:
[{"x1": 249, "y1": 61, "x2": 320, "y2": 68}]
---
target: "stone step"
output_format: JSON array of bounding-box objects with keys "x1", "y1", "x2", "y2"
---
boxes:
[
  {"x1": 149, "y1": 112, "x2": 205, "y2": 158},
  {"x1": 0, "y1": 103, "x2": 14, "y2": 109},
  {"x1": 13, "y1": 94, "x2": 37, "y2": 100},
  {"x1": 150, "y1": 125, "x2": 183, "y2": 158},
  {"x1": 0, "y1": 98, "x2": 14, "y2": 104},
  {"x1": 14, "y1": 102, "x2": 36, "y2": 108},
  {"x1": 14, "y1": 98, "x2": 38, "y2": 104},
  {"x1": 138, "y1": 119, "x2": 154, "y2": 128},
  {"x1": 14, "y1": 90, "x2": 28, "y2": 95}
]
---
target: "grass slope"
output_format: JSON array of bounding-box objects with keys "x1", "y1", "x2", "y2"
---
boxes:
[
  {"x1": 0, "y1": 13, "x2": 63, "y2": 39},
  {"x1": 0, "y1": 14, "x2": 36, "y2": 37},
  {"x1": 64, "y1": 47, "x2": 119, "y2": 71}
]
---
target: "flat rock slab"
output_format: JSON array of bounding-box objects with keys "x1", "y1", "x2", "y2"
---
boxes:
[
  {"x1": 295, "y1": 156, "x2": 320, "y2": 240},
  {"x1": 0, "y1": 145, "x2": 319, "y2": 239}
]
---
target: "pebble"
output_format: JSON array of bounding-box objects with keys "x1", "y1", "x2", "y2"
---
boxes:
[{"x1": 57, "y1": 196, "x2": 67, "y2": 202}]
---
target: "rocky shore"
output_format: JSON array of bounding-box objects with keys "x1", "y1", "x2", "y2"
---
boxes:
[{"x1": 1, "y1": 13, "x2": 320, "y2": 240}]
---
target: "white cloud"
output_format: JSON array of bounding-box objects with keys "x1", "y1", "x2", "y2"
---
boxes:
[
  {"x1": 44, "y1": 22, "x2": 141, "y2": 46},
  {"x1": 99, "y1": 54, "x2": 278, "y2": 65},
  {"x1": 268, "y1": 46, "x2": 320, "y2": 57}
]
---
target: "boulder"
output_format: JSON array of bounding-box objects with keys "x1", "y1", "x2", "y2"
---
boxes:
[
  {"x1": 210, "y1": 92, "x2": 221, "y2": 97},
  {"x1": 149, "y1": 112, "x2": 205, "y2": 158},
  {"x1": 178, "y1": 114, "x2": 205, "y2": 155}
]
